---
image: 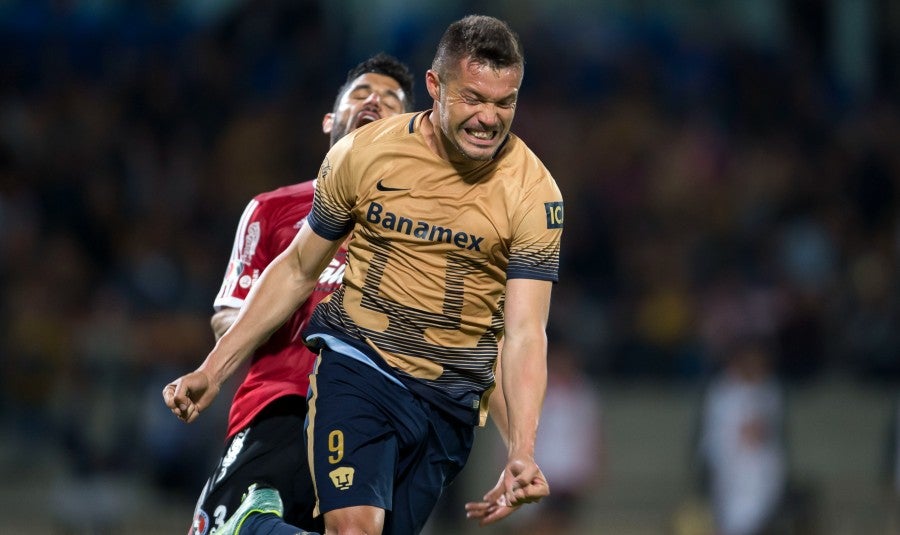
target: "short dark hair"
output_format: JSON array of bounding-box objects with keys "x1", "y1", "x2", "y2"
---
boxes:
[
  {"x1": 431, "y1": 15, "x2": 524, "y2": 80},
  {"x1": 333, "y1": 52, "x2": 415, "y2": 112}
]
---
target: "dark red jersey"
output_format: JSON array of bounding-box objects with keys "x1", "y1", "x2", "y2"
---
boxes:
[{"x1": 215, "y1": 180, "x2": 346, "y2": 439}]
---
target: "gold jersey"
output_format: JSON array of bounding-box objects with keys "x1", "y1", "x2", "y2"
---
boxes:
[{"x1": 305, "y1": 111, "x2": 563, "y2": 424}]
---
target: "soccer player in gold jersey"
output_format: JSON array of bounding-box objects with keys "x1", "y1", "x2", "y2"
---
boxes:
[{"x1": 165, "y1": 14, "x2": 563, "y2": 535}]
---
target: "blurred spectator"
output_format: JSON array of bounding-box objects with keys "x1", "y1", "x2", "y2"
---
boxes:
[
  {"x1": 839, "y1": 248, "x2": 900, "y2": 381},
  {"x1": 695, "y1": 338, "x2": 788, "y2": 535}
]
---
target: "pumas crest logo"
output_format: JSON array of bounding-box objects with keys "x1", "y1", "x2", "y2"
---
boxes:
[{"x1": 329, "y1": 466, "x2": 355, "y2": 490}]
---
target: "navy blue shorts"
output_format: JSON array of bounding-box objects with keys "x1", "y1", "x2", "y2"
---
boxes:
[
  {"x1": 306, "y1": 350, "x2": 474, "y2": 535},
  {"x1": 190, "y1": 396, "x2": 324, "y2": 535}
]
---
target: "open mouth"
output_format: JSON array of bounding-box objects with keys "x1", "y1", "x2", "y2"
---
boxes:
[{"x1": 355, "y1": 110, "x2": 381, "y2": 128}]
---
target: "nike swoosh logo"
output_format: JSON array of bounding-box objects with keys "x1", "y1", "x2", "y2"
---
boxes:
[{"x1": 376, "y1": 179, "x2": 409, "y2": 192}]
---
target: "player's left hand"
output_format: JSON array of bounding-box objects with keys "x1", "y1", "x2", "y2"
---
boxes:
[
  {"x1": 502, "y1": 456, "x2": 549, "y2": 506},
  {"x1": 465, "y1": 471, "x2": 519, "y2": 526},
  {"x1": 464, "y1": 462, "x2": 549, "y2": 527}
]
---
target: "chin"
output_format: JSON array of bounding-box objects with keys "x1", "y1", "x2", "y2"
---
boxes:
[{"x1": 463, "y1": 147, "x2": 496, "y2": 161}]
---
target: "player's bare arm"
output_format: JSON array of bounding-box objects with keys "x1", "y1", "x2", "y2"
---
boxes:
[
  {"x1": 162, "y1": 224, "x2": 342, "y2": 423},
  {"x1": 466, "y1": 278, "x2": 551, "y2": 526},
  {"x1": 498, "y1": 277, "x2": 552, "y2": 505},
  {"x1": 488, "y1": 348, "x2": 510, "y2": 446},
  {"x1": 467, "y1": 339, "x2": 549, "y2": 527}
]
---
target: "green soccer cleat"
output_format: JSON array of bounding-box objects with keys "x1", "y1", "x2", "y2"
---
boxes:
[{"x1": 211, "y1": 483, "x2": 284, "y2": 535}]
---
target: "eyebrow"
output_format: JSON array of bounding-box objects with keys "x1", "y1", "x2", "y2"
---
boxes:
[{"x1": 461, "y1": 86, "x2": 518, "y2": 104}]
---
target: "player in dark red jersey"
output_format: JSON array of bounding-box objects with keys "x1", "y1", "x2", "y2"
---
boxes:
[{"x1": 168, "y1": 53, "x2": 415, "y2": 535}]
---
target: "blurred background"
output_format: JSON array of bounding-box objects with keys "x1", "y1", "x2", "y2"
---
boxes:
[{"x1": 1, "y1": 0, "x2": 899, "y2": 533}]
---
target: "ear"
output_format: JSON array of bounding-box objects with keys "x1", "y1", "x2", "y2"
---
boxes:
[
  {"x1": 425, "y1": 70, "x2": 441, "y2": 101},
  {"x1": 322, "y1": 113, "x2": 334, "y2": 135}
]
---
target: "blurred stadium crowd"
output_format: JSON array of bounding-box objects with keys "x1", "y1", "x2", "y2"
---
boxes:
[{"x1": 1, "y1": 0, "x2": 899, "y2": 533}]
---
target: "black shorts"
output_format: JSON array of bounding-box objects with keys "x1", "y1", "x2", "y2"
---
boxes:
[
  {"x1": 189, "y1": 396, "x2": 324, "y2": 535},
  {"x1": 307, "y1": 350, "x2": 474, "y2": 535}
]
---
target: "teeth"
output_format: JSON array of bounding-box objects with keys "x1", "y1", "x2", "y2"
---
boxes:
[
  {"x1": 358, "y1": 112, "x2": 379, "y2": 124},
  {"x1": 468, "y1": 130, "x2": 493, "y2": 140}
]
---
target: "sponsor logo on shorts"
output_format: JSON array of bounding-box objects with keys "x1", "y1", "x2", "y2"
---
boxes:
[
  {"x1": 192, "y1": 509, "x2": 210, "y2": 535},
  {"x1": 329, "y1": 466, "x2": 355, "y2": 490},
  {"x1": 216, "y1": 429, "x2": 248, "y2": 483}
]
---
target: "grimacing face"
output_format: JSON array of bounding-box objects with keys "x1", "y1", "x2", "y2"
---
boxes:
[
  {"x1": 430, "y1": 58, "x2": 522, "y2": 161},
  {"x1": 325, "y1": 72, "x2": 408, "y2": 145}
]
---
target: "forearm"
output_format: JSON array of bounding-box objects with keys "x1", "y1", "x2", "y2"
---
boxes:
[
  {"x1": 500, "y1": 331, "x2": 547, "y2": 459},
  {"x1": 489, "y1": 351, "x2": 510, "y2": 447},
  {"x1": 198, "y1": 246, "x2": 319, "y2": 387}
]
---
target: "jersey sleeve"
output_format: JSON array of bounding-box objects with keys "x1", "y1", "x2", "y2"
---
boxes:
[
  {"x1": 507, "y1": 173, "x2": 564, "y2": 282},
  {"x1": 307, "y1": 137, "x2": 357, "y2": 240},
  {"x1": 213, "y1": 198, "x2": 273, "y2": 310}
]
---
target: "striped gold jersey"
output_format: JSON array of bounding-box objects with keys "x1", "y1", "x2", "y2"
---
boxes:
[{"x1": 304, "y1": 111, "x2": 563, "y2": 424}]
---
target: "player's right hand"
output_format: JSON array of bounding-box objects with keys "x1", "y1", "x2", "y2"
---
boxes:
[{"x1": 162, "y1": 370, "x2": 219, "y2": 423}]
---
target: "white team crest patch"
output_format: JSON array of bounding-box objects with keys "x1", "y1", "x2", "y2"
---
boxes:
[
  {"x1": 241, "y1": 222, "x2": 260, "y2": 263},
  {"x1": 216, "y1": 429, "x2": 248, "y2": 483}
]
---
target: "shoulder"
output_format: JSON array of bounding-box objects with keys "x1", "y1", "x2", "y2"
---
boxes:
[
  {"x1": 253, "y1": 180, "x2": 316, "y2": 204},
  {"x1": 344, "y1": 112, "x2": 420, "y2": 154},
  {"x1": 499, "y1": 135, "x2": 557, "y2": 188},
  {"x1": 246, "y1": 180, "x2": 317, "y2": 221},
  {"x1": 323, "y1": 113, "x2": 422, "y2": 180},
  {"x1": 493, "y1": 135, "x2": 562, "y2": 210}
]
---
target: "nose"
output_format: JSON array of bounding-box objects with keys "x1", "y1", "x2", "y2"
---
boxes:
[
  {"x1": 363, "y1": 91, "x2": 382, "y2": 108},
  {"x1": 476, "y1": 103, "x2": 500, "y2": 127}
]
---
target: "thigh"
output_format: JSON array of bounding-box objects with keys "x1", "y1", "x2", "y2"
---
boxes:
[
  {"x1": 384, "y1": 402, "x2": 475, "y2": 535},
  {"x1": 307, "y1": 353, "x2": 420, "y2": 517},
  {"x1": 191, "y1": 396, "x2": 322, "y2": 535}
]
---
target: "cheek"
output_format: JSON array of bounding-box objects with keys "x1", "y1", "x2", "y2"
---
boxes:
[
  {"x1": 446, "y1": 105, "x2": 470, "y2": 127},
  {"x1": 439, "y1": 105, "x2": 455, "y2": 128},
  {"x1": 337, "y1": 103, "x2": 358, "y2": 121},
  {"x1": 492, "y1": 106, "x2": 515, "y2": 126}
]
